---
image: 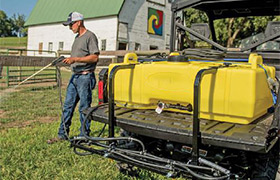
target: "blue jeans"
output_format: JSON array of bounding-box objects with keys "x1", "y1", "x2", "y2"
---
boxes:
[{"x1": 58, "y1": 72, "x2": 96, "y2": 138}]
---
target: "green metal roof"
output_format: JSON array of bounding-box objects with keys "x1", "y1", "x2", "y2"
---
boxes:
[{"x1": 25, "y1": 0, "x2": 125, "y2": 26}]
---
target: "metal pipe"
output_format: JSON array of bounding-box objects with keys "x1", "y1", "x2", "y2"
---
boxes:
[
  {"x1": 198, "y1": 157, "x2": 230, "y2": 175},
  {"x1": 192, "y1": 67, "x2": 218, "y2": 164},
  {"x1": 175, "y1": 22, "x2": 227, "y2": 52},
  {"x1": 108, "y1": 64, "x2": 136, "y2": 137},
  {"x1": 12, "y1": 56, "x2": 65, "y2": 88},
  {"x1": 170, "y1": 11, "x2": 176, "y2": 52},
  {"x1": 13, "y1": 63, "x2": 53, "y2": 88},
  {"x1": 241, "y1": 31, "x2": 280, "y2": 52},
  {"x1": 207, "y1": 13, "x2": 217, "y2": 43}
]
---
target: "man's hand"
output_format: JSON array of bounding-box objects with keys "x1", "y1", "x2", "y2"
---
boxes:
[
  {"x1": 62, "y1": 54, "x2": 99, "y2": 64},
  {"x1": 63, "y1": 57, "x2": 76, "y2": 64}
]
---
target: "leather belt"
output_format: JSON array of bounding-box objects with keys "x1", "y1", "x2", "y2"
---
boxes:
[{"x1": 75, "y1": 70, "x2": 94, "y2": 75}]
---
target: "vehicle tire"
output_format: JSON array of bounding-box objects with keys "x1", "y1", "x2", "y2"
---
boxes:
[{"x1": 250, "y1": 142, "x2": 279, "y2": 180}]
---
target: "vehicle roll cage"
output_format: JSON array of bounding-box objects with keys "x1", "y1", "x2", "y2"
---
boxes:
[{"x1": 169, "y1": 0, "x2": 280, "y2": 52}]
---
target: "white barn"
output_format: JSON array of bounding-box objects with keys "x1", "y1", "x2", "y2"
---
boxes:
[{"x1": 25, "y1": 0, "x2": 172, "y2": 56}]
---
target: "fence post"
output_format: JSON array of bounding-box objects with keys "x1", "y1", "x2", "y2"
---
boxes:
[
  {"x1": 55, "y1": 51, "x2": 59, "y2": 84},
  {"x1": 33, "y1": 66, "x2": 36, "y2": 82},
  {"x1": 18, "y1": 50, "x2": 22, "y2": 82},
  {"x1": 6, "y1": 66, "x2": 9, "y2": 87},
  {"x1": 6, "y1": 49, "x2": 9, "y2": 87},
  {"x1": 112, "y1": 57, "x2": 118, "y2": 63}
]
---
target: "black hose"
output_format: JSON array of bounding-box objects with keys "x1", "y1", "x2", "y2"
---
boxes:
[
  {"x1": 73, "y1": 141, "x2": 94, "y2": 156},
  {"x1": 72, "y1": 140, "x2": 107, "y2": 156},
  {"x1": 175, "y1": 163, "x2": 229, "y2": 180},
  {"x1": 175, "y1": 161, "x2": 214, "y2": 172},
  {"x1": 74, "y1": 83, "x2": 233, "y2": 179},
  {"x1": 114, "y1": 148, "x2": 214, "y2": 172},
  {"x1": 111, "y1": 150, "x2": 172, "y2": 171},
  {"x1": 73, "y1": 129, "x2": 232, "y2": 179},
  {"x1": 81, "y1": 105, "x2": 146, "y2": 151},
  {"x1": 56, "y1": 66, "x2": 70, "y2": 141},
  {"x1": 182, "y1": 48, "x2": 225, "y2": 61},
  {"x1": 111, "y1": 148, "x2": 228, "y2": 179}
]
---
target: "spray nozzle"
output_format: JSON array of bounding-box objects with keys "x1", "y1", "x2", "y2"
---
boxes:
[{"x1": 51, "y1": 56, "x2": 65, "y2": 66}]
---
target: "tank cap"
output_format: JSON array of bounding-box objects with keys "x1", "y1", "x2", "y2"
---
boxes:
[
  {"x1": 167, "y1": 55, "x2": 188, "y2": 62},
  {"x1": 223, "y1": 62, "x2": 232, "y2": 67}
]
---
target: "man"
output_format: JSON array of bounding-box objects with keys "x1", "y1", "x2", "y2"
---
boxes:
[{"x1": 48, "y1": 12, "x2": 99, "y2": 143}]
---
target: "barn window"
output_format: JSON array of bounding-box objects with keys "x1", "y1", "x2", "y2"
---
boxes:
[
  {"x1": 150, "y1": 45, "x2": 158, "y2": 50},
  {"x1": 101, "y1": 39, "x2": 106, "y2": 51},
  {"x1": 118, "y1": 42, "x2": 127, "y2": 50},
  {"x1": 48, "y1": 42, "x2": 53, "y2": 53},
  {"x1": 135, "y1": 43, "x2": 141, "y2": 51},
  {"x1": 59, "y1": 42, "x2": 64, "y2": 51}
]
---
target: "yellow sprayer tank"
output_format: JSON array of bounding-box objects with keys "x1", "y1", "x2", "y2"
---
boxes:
[{"x1": 109, "y1": 53, "x2": 275, "y2": 124}]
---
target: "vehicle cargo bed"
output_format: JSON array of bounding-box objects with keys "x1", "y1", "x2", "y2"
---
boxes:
[{"x1": 86, "y1": 104, "x2": 277, "y2": 153}]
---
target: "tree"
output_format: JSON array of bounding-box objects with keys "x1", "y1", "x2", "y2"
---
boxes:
[
  {"x1": 183, "y1": 8, "x2": 208, "y2": 48},
  {"x1": 11, "y1": 13, "x2": 27, "y2": 37},
  {"x1": 184, "y1": 8, "x2": 280, "y2": 48},
  {"x1": 184, "y1": 8, "x2": 208, "y2": 27},
  {"x1": 0, "y1": 10, "x2": 13, "y2": 37},
  {"x1": 215, "y1": 16, "x2": 280, "y2": 47}
]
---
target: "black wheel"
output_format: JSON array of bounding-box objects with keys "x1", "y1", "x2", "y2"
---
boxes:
[{"x1": 250, "y1": 142, "x2": 279, "y2": 180}]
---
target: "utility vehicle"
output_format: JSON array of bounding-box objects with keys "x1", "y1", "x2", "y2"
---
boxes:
[{"x1": 71, "y1": 0, "x2": 280, "y2": 179}]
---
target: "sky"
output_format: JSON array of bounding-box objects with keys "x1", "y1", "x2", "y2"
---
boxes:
[{"x1": 0, "y1": 0, "x2": 38, "y2": 19}]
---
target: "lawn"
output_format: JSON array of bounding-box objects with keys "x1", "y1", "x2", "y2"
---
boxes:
[
  {"x1": 0, "y1": 69, "x2": 176, "y2": 180},
  {"x1": 0, "y1": 37, "x2": 27, "y2": 48}
]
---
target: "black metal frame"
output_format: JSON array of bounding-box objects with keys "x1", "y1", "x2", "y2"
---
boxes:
[
  {"x1": 172, "y1": 0, "x2": 280, "y2": 19},
  {"x1": 170, "y1": 10, "x2": 176, "y2": 51},
  {"x1": 71, "y1": 141, "x2": 173, "y2": 176},
  {"x1": 108, "y1": 62, "x2": 220, "y2": 164},
  {"x1": 108, "y1": 64, "x2": 136, "y2": 137},
  {"x1": 79, "y1": 63, "x2": 232, "y2": 178},
  {"x1": 192, "y1": 67, "x2": 218, "y2": 164},
  {"x1": 169, "y1": 0, "x2": 280, "y2": 52}
]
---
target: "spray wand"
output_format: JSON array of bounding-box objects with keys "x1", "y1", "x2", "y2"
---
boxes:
[{"x1": 14, "y1": 56, "x2": 65, "y2": 88}]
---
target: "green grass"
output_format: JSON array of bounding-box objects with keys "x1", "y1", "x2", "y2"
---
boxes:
[
  {"x1": 0, "y1": 37, "x2": 27, "y2": 48},
  {"x1": 0, "y1": 70, "x2": 176, "y2": 180},
  {"x1": 0, "y1": 87, "x2": 62, "y2": 123},
  {"x1": 0, "y1": 70, "x2": 72, "y2": 124}
]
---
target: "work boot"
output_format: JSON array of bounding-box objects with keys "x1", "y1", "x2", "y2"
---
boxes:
[{"x1": 47, "y1": 136, "x2": 67, "y2": 144}]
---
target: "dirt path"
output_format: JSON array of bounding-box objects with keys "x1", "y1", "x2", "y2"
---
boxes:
[
  {"x1": 0, "y1": 109, "x2": 5, "y2": 118},
  {"x1": 0, "y1": 87, "x2": 20, "y2": 103},
  {"x1": 0, "y1": 116, "x2": 57, "y2": 130}
]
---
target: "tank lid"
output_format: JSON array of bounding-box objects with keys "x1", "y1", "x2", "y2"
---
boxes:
[{"x1": 167, "y1": 55, "x2": 189, "y2": 62}]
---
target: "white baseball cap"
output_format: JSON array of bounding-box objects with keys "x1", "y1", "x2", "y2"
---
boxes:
[{"x1": 63, "y1": 12, "x2": 84, "y2": 26}]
